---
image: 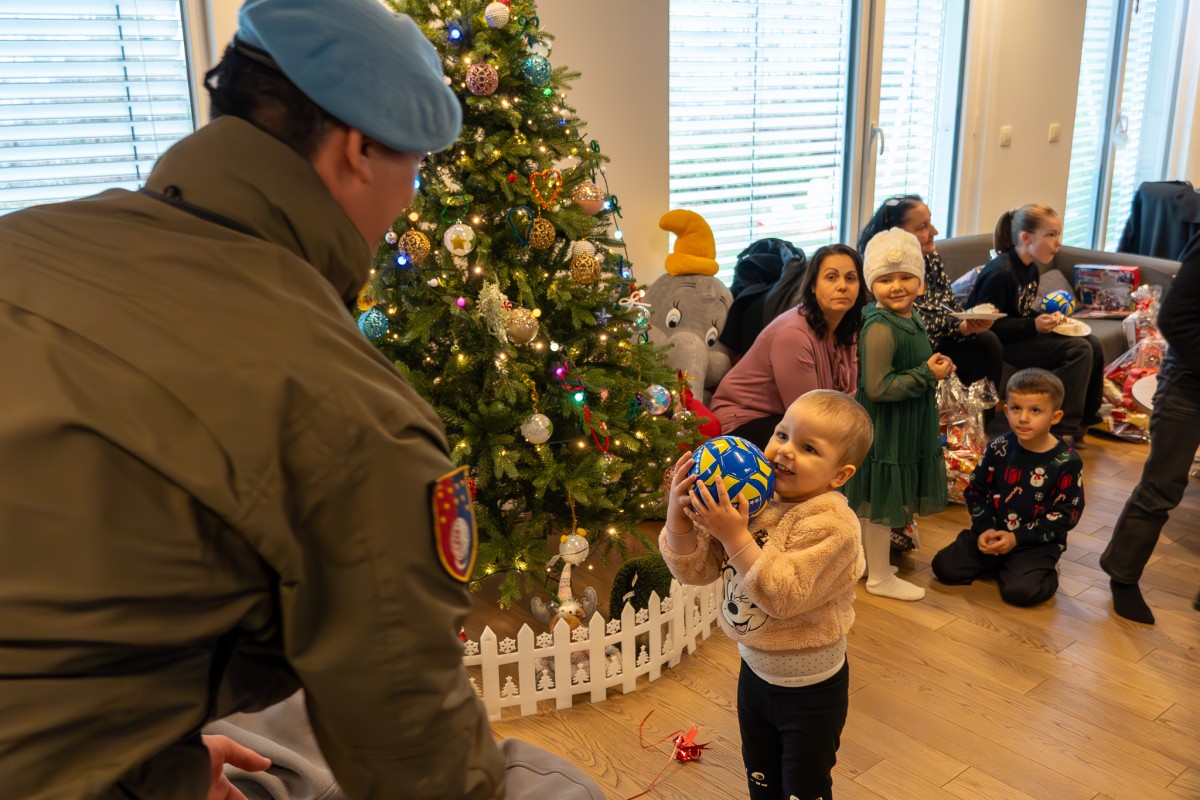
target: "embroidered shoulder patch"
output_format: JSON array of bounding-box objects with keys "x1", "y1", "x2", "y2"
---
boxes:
[{"x1": 432, "y1": 466, "x2": 477, "y2": 582}]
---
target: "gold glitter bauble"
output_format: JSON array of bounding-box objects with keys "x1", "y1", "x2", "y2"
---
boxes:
[
  {"x1": 571, "y1": 182, "x2": 606, "y2": 215},
  {"x1": 529, "y1": 217, "x2": 556, "y2": 250},
  {"x1": 505, "y1": 307, "x2": 540, "y2": 344},
  {"x1": 570, "y1": 253, "x2": 600, "y2": 286},
  {"x1": 398, "y1": 230, "x2": 431, "y2": 264}
]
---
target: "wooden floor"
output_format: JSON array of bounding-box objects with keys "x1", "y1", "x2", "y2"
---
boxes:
[{"x1": 485, "y1": 434, "x2": 1200, "y2": 800}]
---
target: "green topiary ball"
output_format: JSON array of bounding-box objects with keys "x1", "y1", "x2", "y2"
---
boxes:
[{"x1": 608, "y1": 553, "x2": 674, "y2": 617}]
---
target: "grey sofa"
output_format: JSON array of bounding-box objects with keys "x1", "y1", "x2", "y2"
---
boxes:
[{"x1": 935, "y1": 234, "x2": 1181, "y2": 365}]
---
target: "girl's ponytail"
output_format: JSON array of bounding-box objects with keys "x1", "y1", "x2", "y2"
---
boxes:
[
  {"x1": 993, "y1": 208, "x2": 1017, "y2": 253},
  {"x1": 994, "y1": 204, "x2": 1060, "y2": 254}
]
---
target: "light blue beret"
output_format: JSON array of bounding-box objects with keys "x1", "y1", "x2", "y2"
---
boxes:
[{"x1": 235, "y1": 0, "x2": 462, "y2": 154}]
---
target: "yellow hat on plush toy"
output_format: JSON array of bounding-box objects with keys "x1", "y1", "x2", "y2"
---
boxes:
[{"x1": 659, "y1": 209, "x2": 719, "y2": 277}]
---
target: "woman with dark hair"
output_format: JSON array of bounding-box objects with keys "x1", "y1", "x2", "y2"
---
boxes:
[
  {"x1": 859, "y1": 196, "x2": 1004, "y2": 396},
  {"x1": 709, "y1": 244, "x2": 867, "y2": 446}
]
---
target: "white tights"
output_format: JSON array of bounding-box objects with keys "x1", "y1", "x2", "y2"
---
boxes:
[{"x1": 861, "y1": 520, "x2": 925, "y2": 601}]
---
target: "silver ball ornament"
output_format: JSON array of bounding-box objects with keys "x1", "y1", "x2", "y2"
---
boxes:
[
  {"x1": 600, "y1": 453, "x2": 620, "y2": 485},
  {"x1": 645, "y1": 384, "x2": 671, "y2": 415},
  {"x1": 521, "y1": 413, "x2": 553, "y2": 444}
]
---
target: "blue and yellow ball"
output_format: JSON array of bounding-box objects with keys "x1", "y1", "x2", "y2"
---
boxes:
[
  {"x1": 689, "y1": 436, "x2": 775, "y2": 519},
  {"x1": 1038, "y1": 289, "x2": 1077, "y2": 316}
]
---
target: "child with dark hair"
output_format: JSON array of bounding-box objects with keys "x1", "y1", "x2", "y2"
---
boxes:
[
  {"x1": 710, "y1": 244, "x2": 867, "y2": 446},
  {"x1": 932, "y1": 368, "x2": 1085, "y2": 606}
]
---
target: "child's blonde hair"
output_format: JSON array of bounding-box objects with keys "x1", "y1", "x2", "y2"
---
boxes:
[
  {"x1": 993, "y1": 204, "x2": 1060, "y2": 253},
  {"x1": 796, "y1": 389, "x2": 874, "y2": 467}
]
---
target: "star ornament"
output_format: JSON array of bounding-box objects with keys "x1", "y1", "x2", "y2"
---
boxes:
[
  {"x1": 594, "y1": 308, "x2": 612, "y2": 326},
  {"x1": 443, "y1": 223, "x2": 476, "y2": 256}
]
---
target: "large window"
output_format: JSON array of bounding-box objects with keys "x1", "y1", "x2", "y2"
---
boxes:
[
  {"x1": 669, "y1": 0, "x2": 967, "y2": 282},
  {"x1": 1063, "y1": 0, "x2": 1186, "y2": 250},
  {"x1": 0, "y1": 0, "x2": 197, "y2": 215},
  {"x1": 669, "y1": 1, "x2": 854, "y2": 283}
]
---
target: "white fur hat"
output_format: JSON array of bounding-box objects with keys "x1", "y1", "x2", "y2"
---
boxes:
[{"x1": 863, "y1": 228, "x2": 925, "y2": 288}]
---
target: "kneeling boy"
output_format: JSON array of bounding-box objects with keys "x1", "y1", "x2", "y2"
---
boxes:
[{"x1": 932, "y1": 368, "x2": 1085, "y2": 606}]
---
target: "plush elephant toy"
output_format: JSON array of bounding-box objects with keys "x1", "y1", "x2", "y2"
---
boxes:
[{"x1": 643, "y1": 210, "x2": 734, "y2": 401}]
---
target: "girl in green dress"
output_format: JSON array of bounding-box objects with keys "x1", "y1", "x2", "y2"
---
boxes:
[{"x1": 845, "y1": 229, "x2": 954, "y2": 601}]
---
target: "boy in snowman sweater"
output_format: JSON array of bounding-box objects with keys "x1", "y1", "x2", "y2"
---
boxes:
[{"x1": 933, "y1": 368, "x2": 1085, "y2": 606}]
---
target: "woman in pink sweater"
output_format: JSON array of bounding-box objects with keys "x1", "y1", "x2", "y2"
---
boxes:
[{"x1": 709, "y1": 244, "x2": 866, "y2": 446}]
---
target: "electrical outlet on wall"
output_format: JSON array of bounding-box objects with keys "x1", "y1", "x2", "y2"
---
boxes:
[{"x1": 999, "y1": 126, "x2": 1013, "y2": 147}]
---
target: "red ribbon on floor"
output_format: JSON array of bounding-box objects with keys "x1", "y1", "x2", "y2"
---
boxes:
[{"x1": 625, "y1": 711, "x2": 710, "y2": 799}]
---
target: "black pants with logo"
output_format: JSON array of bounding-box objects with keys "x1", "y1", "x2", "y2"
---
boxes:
[{"x1": 737, "y1": 657, "x2": 849, "y2": 800}]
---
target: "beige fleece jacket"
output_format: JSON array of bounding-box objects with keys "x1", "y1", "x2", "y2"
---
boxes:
[{"x1": 659, "y1": 491, "x2": 865, "y2": 652}]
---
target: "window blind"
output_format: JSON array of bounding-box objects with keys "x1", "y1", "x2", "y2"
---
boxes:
[
  {"x1": 0, "y1": 0, "x2": 195, "y2": 215},
  {"x1": 872, "y1": 0, "x2": 949, "y2": 210},
  {"x1": 1063, "y1": 0, "x2": 1117, "y2": 248},
  {"x1": 1103, "y1": 0, "x2": 1161, "y2": 249},
  {"x1": 669, "y1": 0, "x2": 853, "y2": 284}
]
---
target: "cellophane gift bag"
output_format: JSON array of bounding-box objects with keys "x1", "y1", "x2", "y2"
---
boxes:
[
  {"x1": 1099, "y1": 334, "x2": 1166, "y2": 443},
  {"x1": 938, "y1": 374, "x2": 998, "y2": 504}
]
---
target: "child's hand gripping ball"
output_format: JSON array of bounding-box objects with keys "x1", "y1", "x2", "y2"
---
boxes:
[
  {"x1": 1038, "y1": 289, "x2": 1077, "y2": 316},
  {"x1": 689, "y1": 435, "x2": 775, "y2": 519}
]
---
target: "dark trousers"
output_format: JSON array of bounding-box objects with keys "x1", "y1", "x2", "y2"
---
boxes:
[
  {"x1": 940, "y1": 331, "x2": 1004, "y2": 423},
  {"x1": 939, "y1": 330, "x2": 1004, "y2": 393},
  {"x1": 1101, "y1": 363, "x2": 1200, "y2": 583},
  {"x1": 932, "y1": 529, "x2": 1063, "y2": 606},
  {"x1": 737, "y1": 658, "x2": 849, "y2": 800},
  {"x1": 733, "y1": 413, "x2": 784, "y2": 451},
  {"x1": 1002, "y1": 332, "x2": 1104, "y2": 435}
]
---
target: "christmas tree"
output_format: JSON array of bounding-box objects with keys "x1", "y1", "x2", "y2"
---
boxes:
[{"x1": 359, "y1": 0, "x2": 693, "y2": 607}]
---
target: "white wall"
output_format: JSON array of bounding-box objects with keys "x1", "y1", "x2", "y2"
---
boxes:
[
  {"x1": 538, "y1": 1, "x2": 670, "y2": 284},
  {"x1": 954, "y1": 0, "x2": 1088, "y2": 236},
  {"x1": 208, "y1": 0, "x2": 239, "y2": 64}
]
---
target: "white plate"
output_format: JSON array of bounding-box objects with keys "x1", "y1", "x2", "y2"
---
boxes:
[
  {"x1": 950, "y1": 311, "x2": 1007, "y2": 321},
  {"x1": 1052, "y1": 320, "x2": 1093, "y2": 337},
  {"x1": 1131, "y1": 374, "x2": 1157, "y2": 410}
]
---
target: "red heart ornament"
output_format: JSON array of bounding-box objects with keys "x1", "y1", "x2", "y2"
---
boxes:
[{"x1": 529, "y1": 169, "x2": 562, "y2": 210}]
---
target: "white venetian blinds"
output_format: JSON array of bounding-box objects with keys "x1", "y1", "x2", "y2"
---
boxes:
[
  {"x1": 872, "y1": 0, "x2": 953, "y2": 211},
  {"x1": 669, "y1": 0, "x2": 854, "y2": 283},
  {"x1": 1063, "y1": 0, "x2": 1117, "y2": 248},
  {"x1": 0, "y1": 0, "x2": 195, "y2": 215}
]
